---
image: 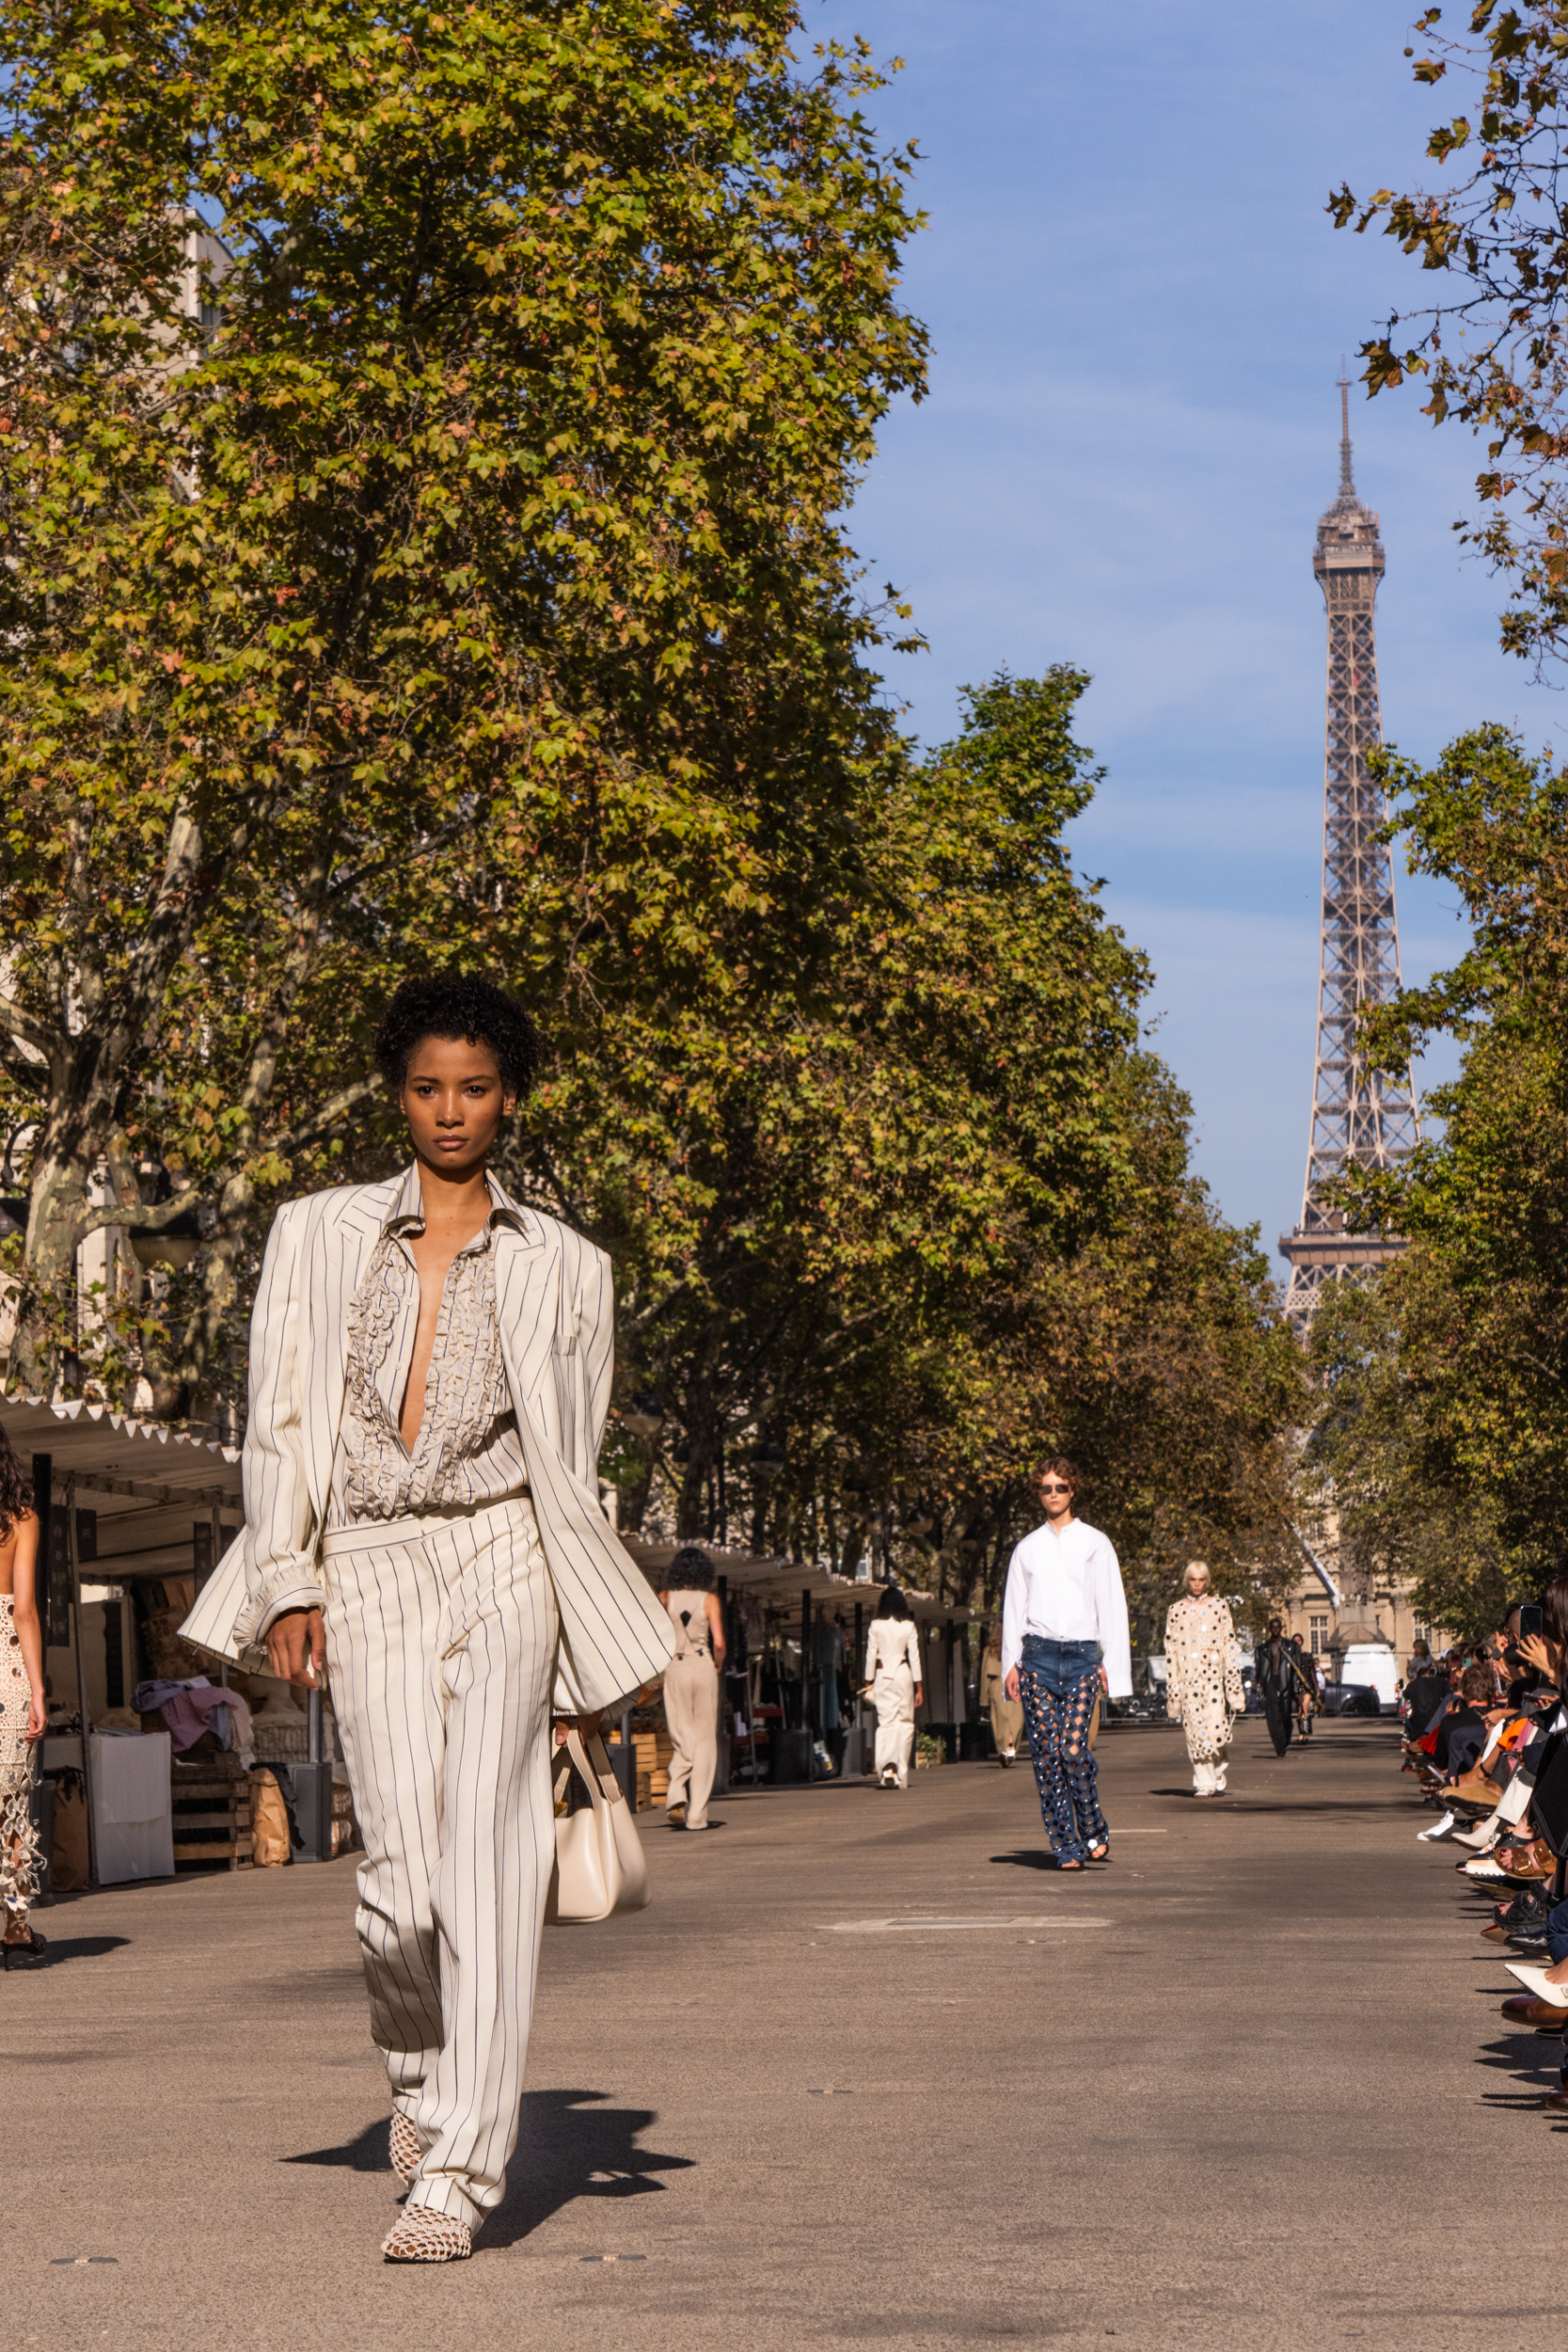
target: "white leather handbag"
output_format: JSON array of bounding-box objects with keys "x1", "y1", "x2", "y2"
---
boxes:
[{"x1": 546, "y1": 1729, "x2": 651, "y2": 1926}]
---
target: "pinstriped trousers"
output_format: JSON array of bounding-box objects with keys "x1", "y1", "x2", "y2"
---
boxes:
[{"x1": 321, "y1": 1497, "x2": 558, "y2": 2231}]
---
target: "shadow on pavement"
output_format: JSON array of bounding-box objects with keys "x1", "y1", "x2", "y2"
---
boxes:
[
  {"x1": 281, "y1": 2090, "x2": 695, "y2": 2241},
  {"x1": 283, "y1": 2121, "x2": 388, "y2": 2172},
  {"x1": 988, "y1": 1851, "x2": 1072, "y2": 1871},
  {"x1": 34, "y1": 1935, "x2": 133, "y2": 1965},
  {"x1": 486, "y1": 2088, "x2": 694, "y2": 2247},
  {"x1": 1477, "y1": 2035, "x2": 1560, "y2": 2087},
  {"x1": 1147, "y1": 1795, "x2": 1415, "y2": 1815}
]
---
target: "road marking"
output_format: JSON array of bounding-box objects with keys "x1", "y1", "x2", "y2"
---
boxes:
[{"x1": 823, "y1": 1915, "x2": 1110, "y2": 1932}]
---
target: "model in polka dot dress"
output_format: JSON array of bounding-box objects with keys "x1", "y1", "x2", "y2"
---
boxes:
[{"x1": 1164, "y1": 1562, "x2": 1244, "y2": 1798}]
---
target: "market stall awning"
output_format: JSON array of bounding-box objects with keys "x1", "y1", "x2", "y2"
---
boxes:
[
  {"x1": 0, "y1": 1393, "x2": 242, "y2": 1584},
  {"x1": 625, "y1": 1538, "x2": 976, "y2": 1625}
]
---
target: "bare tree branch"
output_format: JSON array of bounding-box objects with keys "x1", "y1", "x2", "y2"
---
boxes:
[
  {"x1": 70, "y1": 1186, "x2": 202, "y2": 1251},
  {"x1": 0, "y1": 1037, "x2": 50, "y2": 1095},
  {"x1": 270, "y1": 1074, "x2": 382, "y2": 1156},
  {"x1": 0, "y1": 993, "x2": 66, "y2": 1062}
]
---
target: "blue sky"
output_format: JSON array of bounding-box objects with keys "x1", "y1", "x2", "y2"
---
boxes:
[{"x1": 811, "y1": 0, "x2": 1567, "y2": 1268}]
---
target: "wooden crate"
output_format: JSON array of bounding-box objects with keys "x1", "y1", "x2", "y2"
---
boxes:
[
  {"x1": 171, "y1": 1760, "x2": 253, "y2": 1872},
  {"x1": 630, "y1": 1731, "x2": 673, "y2": 1807}
]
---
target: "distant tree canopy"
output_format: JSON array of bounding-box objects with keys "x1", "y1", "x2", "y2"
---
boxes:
[
  {"x1": 0, "y1": 0, "x2": 1303, "y2": 1631},
  {"x1": 0, "y1": 0, "x2": 927, "y2": 1389},
  {"x1": 571, "y1": 671, "x2": 1307, "y2": 1630},
  {"x1": 1306, "y1": 727, "x2": 1568, "y2": 1632},
  {"x1": 1307, "y1": 7, "x2": 1568, "y2": 1634}
]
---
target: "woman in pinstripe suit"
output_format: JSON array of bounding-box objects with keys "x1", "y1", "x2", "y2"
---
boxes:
[{"x1": 182, "y1": 974, "x2": 673, "y2": 2264}]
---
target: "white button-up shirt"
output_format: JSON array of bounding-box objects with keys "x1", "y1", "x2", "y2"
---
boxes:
[{"x1": 1000, "y1": 1518, "x2": 1132, "y2": 1697}]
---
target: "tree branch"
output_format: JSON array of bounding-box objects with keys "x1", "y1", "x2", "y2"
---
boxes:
[
  {"x1": 0, "y1": 993, "x2": 66, "y2": 1063},
  {"x1": 0, "y1": 1037, "x2": 50, "y2": 1095},
  {"x1": 70, "y1": 1186, "x2": 202, "y2": 1252},
  {"x1": 269, "y1": 1075, "x2": 383, "y2": 1156}
]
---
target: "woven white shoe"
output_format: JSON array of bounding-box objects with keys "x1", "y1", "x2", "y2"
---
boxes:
[
  {"x1": 389, "y1": 2110, "x2": 421, "y2": 2186},
  {"x1": 381, "y1": 2208, "x2": 472, "y2": 2264},
  {"x1": 1504, "y1": 1962, "x2": 1568, "y2": 2008}
]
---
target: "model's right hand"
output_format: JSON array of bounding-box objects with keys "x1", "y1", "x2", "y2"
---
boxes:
[
  {"x1": 267, "y1": 1606, "x2": 326, "y2": 1689},
  {"x1": 1004, "y1": 1666, "x2": 1021, "y2": 1703}
]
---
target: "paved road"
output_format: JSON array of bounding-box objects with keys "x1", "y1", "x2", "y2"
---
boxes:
[{"x1": 10, "y1": 1717, "x2": 1555, "y2": 2349}]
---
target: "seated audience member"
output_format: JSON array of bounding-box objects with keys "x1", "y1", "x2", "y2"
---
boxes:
[{"x1": 1435, "y1": 1664, "x2": 1502, "y2": 1780}]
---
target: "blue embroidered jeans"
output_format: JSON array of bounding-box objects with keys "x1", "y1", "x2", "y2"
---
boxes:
[{"x1": 1018, "y1": 1635, "x2": 1107, "y2": 1865}]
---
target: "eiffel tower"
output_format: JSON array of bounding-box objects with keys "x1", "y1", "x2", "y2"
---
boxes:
[{"x1": 1279, "y1": 379, "x2": 1420, "y2": 1331}]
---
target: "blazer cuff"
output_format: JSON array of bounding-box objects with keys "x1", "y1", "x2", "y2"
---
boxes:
[
  {"x1": 550, "y1": 1663, "x2": 650, "y2": 1719},
  {"x1": 235, "y1": 1564, "x2": 325, "y2": 1648}
]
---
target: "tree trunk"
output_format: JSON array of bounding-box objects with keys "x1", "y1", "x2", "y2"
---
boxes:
[{"x1": 12, "y1": 1038, "x2": 122, "y2": 1392}]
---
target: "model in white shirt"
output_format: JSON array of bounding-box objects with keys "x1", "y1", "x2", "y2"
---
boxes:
[
  {"x1": 1000, "y1": 1462, "x2": 1130, "y2": 1868},
  {"x1": 1001, "y1": 1507, "x2": 1132, "y2": 1702}
]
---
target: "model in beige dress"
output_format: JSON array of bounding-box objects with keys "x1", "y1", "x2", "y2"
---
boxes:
[
  {"x1": 978, "y1": 1625, "x2": 1023, "y2": 1764},
  {"x1": 658, "y1": 1546, "x2": 726, "y2": 1831},
  {"x1": 1164, "y1": 1562, "x2": 1243, "y2": 1797}
]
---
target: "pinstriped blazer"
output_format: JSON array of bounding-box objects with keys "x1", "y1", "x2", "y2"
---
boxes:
[{"x1": 180, "y1": 1168, "x2": 674, "y2": 1715}]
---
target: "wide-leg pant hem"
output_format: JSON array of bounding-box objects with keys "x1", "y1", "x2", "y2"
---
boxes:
[
  {"x1": 321, "y1": 1498, "x2": 557, "y2": 2226},
  {"x1": 1019, "y1": 1663, "x2": 1108, "y2": 1863}
]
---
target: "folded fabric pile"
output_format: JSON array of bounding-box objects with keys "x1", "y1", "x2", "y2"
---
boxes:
[{"x1": 133, "y1": 1677, "x2": 256, "y2": 1770}]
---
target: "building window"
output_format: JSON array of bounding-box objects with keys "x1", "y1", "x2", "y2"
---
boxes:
[{"x1": 1308, "y1": 1615, "x2": 1329, "y2": 1656}]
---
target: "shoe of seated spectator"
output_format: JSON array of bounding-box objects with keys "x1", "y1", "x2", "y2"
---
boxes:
[
  {"x1": 1449, "y1": 1792, "x2": 1505, "y2": 1821},
  {"x1": 1451, "y1": 1820, "x2": 1501, "y2": 1851},
  {"x1": 1542, "y1": 2089, "x2": 1568, "y2": 2112},
  {"x1": 1499, "y1": 1841, "x2": 1557, "y2": 1882},
  {"x1": 1502, "y1": 1992, "x2": 1568, "y2": 2028},
  {"x1": 1418, "y1": 1812, "x2": 1459, "y2": 1842},
  {"x1": 1462, "y1": 1856, "x2": 1510, "y2": 1880},
  {"x1": 1505, "y1": 1963, "x2": 1568, "y2": 2006},
  {"x1": 1492, "y1": 1890, "x2": 1552, "y2": 1937}
]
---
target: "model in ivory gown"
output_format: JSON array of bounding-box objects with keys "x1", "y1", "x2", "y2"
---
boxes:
[
  {"x1": 1164, "y1": 1561, "x2": 1243, "y2": 1796},
  {"x1": 864, "y1": 1586, "x2": 923, "y2": 1788}
]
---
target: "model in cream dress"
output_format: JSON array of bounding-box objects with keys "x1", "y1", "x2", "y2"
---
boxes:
[
  {"x1": 1164, "y1": 1562, "x2": 1243, "y2": 1797},
  {"x1": 864, "y1": 1588, "x2": 923, "y2": 1788}
]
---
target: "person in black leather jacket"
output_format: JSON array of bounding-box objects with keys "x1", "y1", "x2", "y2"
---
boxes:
[{"x1": 1255, "y1": 1619, "x2": 1305, "y2": 1757}]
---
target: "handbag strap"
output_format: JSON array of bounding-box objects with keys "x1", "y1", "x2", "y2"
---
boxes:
[{"x1": 553, "y1": 1726, "x2": 628, "y2": 1810}]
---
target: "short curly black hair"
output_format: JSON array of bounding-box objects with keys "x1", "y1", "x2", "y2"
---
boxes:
[
  {"x1": 668, "y1": 1545, "x2": 715, "y2": 1592},
  {"x1": 374, "y1": 974, "x2": 542, "y2": 1097},
  {"x1": 0, "y1": 1417, "x2": 34, "y2": 1541}
]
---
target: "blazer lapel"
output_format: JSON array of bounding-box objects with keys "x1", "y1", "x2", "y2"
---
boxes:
[{"x1": 492, "y1": 1205, "x2": 555, "y2": 1416}]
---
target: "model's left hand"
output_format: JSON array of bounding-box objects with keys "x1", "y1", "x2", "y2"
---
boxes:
[
  {"x1": 24, "y1": 1688, "x2": 46, "y2": 1742},
  {"x1": 1099, "y1": 1666, "x2": 1109, "y2": 1695},
  {"x1": 554, "y1": 1712, "x2": 605, "y2": 1747}
]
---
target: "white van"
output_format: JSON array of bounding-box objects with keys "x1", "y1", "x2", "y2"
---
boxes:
[{"x1": 1338, "y1": 1642, "x2": 1400, "y2": 1713}]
